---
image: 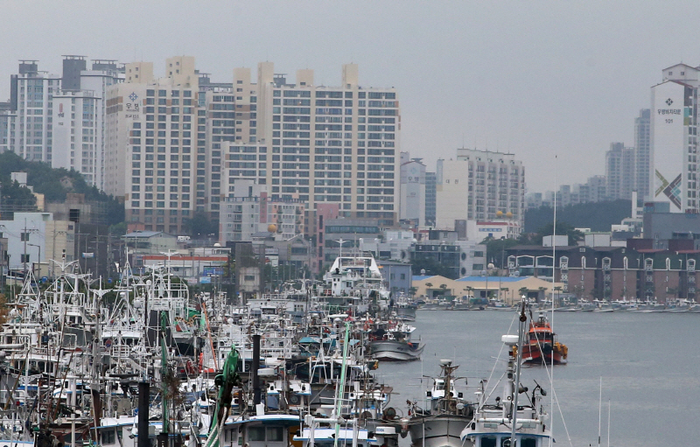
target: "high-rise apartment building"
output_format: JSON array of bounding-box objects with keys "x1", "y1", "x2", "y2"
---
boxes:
[
  {"x1": 104, "y1": 57, "x2": 200, "y2": 234},
  {"x1": 436, "y1": 148, "x2": 525, "y2": 230},
  {"x1": 605, "y1": 142, "x2": 635, "y2": 200},
  {"x1": 0, "y1": 57, "x2": 122, "y2": 189},
  {"x1": 199, "y1": 76, "x2": 236, "y2": 220},
  {"x1": 51, "y1": 90, "x2": 101, "y2": 185},
  {"x1": 634, "y1": 109, "x2": 651, "y2": 200},
  {"x1": 399, "y1": 152, "x2": 426, "y2": 227},
  {"x1": 219, "y1": 63, "x2": 399, "y2": 228},
  {"x1": 425, "y1": 171, "x2": 437, "y2": 227},
  {"x1": 650, "y1": 63, "x2": 699, "y2": 213},
  {"x1": 4, "y1": 61, "x2": 62, "y2": 162}
]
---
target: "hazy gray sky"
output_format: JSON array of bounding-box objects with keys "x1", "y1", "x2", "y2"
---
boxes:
[{"x1": 2, "y1": 1, "x2": 698, "y2": 192}]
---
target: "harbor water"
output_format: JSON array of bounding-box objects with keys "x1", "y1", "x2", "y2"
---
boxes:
[{"x1": 376, "y1": 309, "x2": 700, "y2": 447}]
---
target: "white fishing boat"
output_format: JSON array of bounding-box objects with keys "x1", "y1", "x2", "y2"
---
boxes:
[
  {"x1": 404, "y1": 359, "x2": 473, "y2": 447},
  {"x1": 460, "y1": 302, "x2": 553, "y2": 447}
]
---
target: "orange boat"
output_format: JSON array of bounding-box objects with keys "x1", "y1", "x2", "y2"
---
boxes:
[{"x1": 520, "y1": 312, "x2": 568, "y2": 364}]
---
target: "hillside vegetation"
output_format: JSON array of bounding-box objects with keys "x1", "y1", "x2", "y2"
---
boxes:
[
  {"x1": 524, "y1": 199, "x2": 633, "y2": 233},
  {"x1": 0, "y1": 151, "x2": 124, "y2": 223}
]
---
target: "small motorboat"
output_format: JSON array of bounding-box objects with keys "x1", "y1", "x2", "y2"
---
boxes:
[{"x1": 519, "y1": 312, "x2": 568, "y2": 365}]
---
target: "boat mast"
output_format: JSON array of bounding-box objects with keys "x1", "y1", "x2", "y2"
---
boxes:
[{"x1": 510, "y1": 300, "x2": 527, "y2": 446}]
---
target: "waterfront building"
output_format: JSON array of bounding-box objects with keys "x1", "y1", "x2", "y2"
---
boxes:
[
  {"x1": 411, "y1": 229, "x2": 487, "y2": 279},
  {"x1": 377, "y1": 260, "x2": 412, "y2": 295},
  {"x1": 318, "y1": 217, "x2": 383, "y2": 266}
]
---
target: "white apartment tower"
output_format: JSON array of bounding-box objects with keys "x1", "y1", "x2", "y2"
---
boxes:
[
  {"x1": 650, "y1": 63, "x2": 699, "y2": 212},
  {"x1": 436, "y1": 148, "x2": 525, "y2": 230},
  {"x1": 6, "y1": 61, "x2": 62, "y2": 162},
  {"x1": 51, "y1": 90, "x2": 101, "y2": 186},
  {"x1": 104, "y1": 57, "x2": 199, "y2": 234},
  {"x1": 399, "y1": 151, "x2": 426, "y2": 227},
  {"x1": 219, "y1": 63, "x2": 400, "y2": 227},
  {"x1": 1, "y1": 57, "x2": 122, "y2": 189}
]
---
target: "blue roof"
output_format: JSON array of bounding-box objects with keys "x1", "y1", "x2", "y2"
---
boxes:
[
  {"x1": 456, "y1": 276, "x2": 530, "y2": 282},
  {"x1": 412, "y1": 275, "x2": 436, "y2": 281}
]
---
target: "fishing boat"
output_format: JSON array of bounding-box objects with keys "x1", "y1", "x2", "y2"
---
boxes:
[
  {"x1": 318, "y1": 252, "x2": 391, "y2": 315},
  {"x1": 460, "y1": 302, "x2": 553, "y2": 447},
  {"x1": 403, "y1": 359, "x2": 473, "y2": 447},
  {"x1": 368, "y1": 321, "x2": 424, "y2": 361},
  {"x1": 519, "y1": 312, "x2": 568, "y2": 365}
]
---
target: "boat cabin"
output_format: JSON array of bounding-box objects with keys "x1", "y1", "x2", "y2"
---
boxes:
[
  {"x1": 294, "y1": 427, "x2": 378, "y2": 447},
  {"x1": 222, "y1": 415, "x2": 301, "y2": 447},
  {"x1": 463, "y1": 431, "x2": 550, "y2": 447}
]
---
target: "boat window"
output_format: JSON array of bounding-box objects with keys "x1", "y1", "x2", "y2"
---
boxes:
[
  {"x1": 62, "y1": 334, "x2": 77, "y2": 348},
  {"x1": 267, "y1": 427, "x2": 284, "y2": 442},
  {"x1": 520, "y1": 438, "x2": 537, "y2": 447},
  {"x1": 249, "y1": 427, "x2": 265, "y2": 441},
  {"x1": 481, "y1": 436, "x2": 497, "y2": 447},
  {"x1": 101, "y1": 428, "x2": 116, "y2": 445}
]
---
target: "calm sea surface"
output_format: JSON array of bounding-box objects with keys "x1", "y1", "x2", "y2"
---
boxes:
[{"x1": 374, "y1": 309, "x2": 700, "y2": 447}]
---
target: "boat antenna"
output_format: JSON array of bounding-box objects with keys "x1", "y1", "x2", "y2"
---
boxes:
[{"x1": 598, "y1": 377, "x2": 602, "y2": 447}]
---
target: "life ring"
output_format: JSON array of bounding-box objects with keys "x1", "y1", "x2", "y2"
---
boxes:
[{"x1": 289, "y1": 394, "x2": 301, "y2": 405}]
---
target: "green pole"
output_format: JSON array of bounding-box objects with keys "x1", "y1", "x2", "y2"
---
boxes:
[{"x1": 334, "y1": 322, "x2": 351, "y2": 447}]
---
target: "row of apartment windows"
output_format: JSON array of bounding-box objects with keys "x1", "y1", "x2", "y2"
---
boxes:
[{"x1": 274, "y1": 90, "x2": 396, "y2": 100}]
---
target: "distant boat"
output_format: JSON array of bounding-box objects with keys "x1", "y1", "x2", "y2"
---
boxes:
[{"x1": 369, "y1": 339, "x2": 424, "y2": 361}]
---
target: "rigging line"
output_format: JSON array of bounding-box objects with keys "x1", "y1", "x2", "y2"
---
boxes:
[
  {"x1": 481, "y1": 310, "x2": 517, "y2": 403},
  {"x1": 549, "y1": 153, "x2": 559, "y2": 447},
  {"x1": 525, "y1": 312, "x2": 574, "y2": 447}
]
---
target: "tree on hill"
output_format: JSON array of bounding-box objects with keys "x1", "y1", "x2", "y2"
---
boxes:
[
  {"x1": 481, "y1": 236, "x2": 521, "y2": 268},
  {"x1": 184, "y1": 211, "x2": 218, "y2": 239},
  {"x1": 0, "y1": 151, "x2": 124, "y2": 224},
  {"x1": 524, "y1": 199, "x2": 632, "y2": 233},
  {"x1": 0, "y1": 179, "x2": 37, "y2": 214},
  {"x1": 519, "y1": 222, "x2": 585, "y2": 246}
]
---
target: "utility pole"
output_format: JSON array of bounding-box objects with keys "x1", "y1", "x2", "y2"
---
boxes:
[
  {"x1": 95, "y1": 227, "x2": 100, "y2": 277},
  {"x1": 28, "y1": 243, "x2": 41, "y2": 280},
  {"x1": 22, "y1": 218, "x2": 27, "y2": 274}
]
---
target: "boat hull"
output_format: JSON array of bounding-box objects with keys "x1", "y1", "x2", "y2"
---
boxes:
[
  {"x1": 369, "y1": 340, "x2": 424, "y2": 361},
  {"x1": 521, "y1": 343, "x2": 567, "y2": 365},
  {"x1": 408, "y1": 415, "x2": 472, "y2": 447}
]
